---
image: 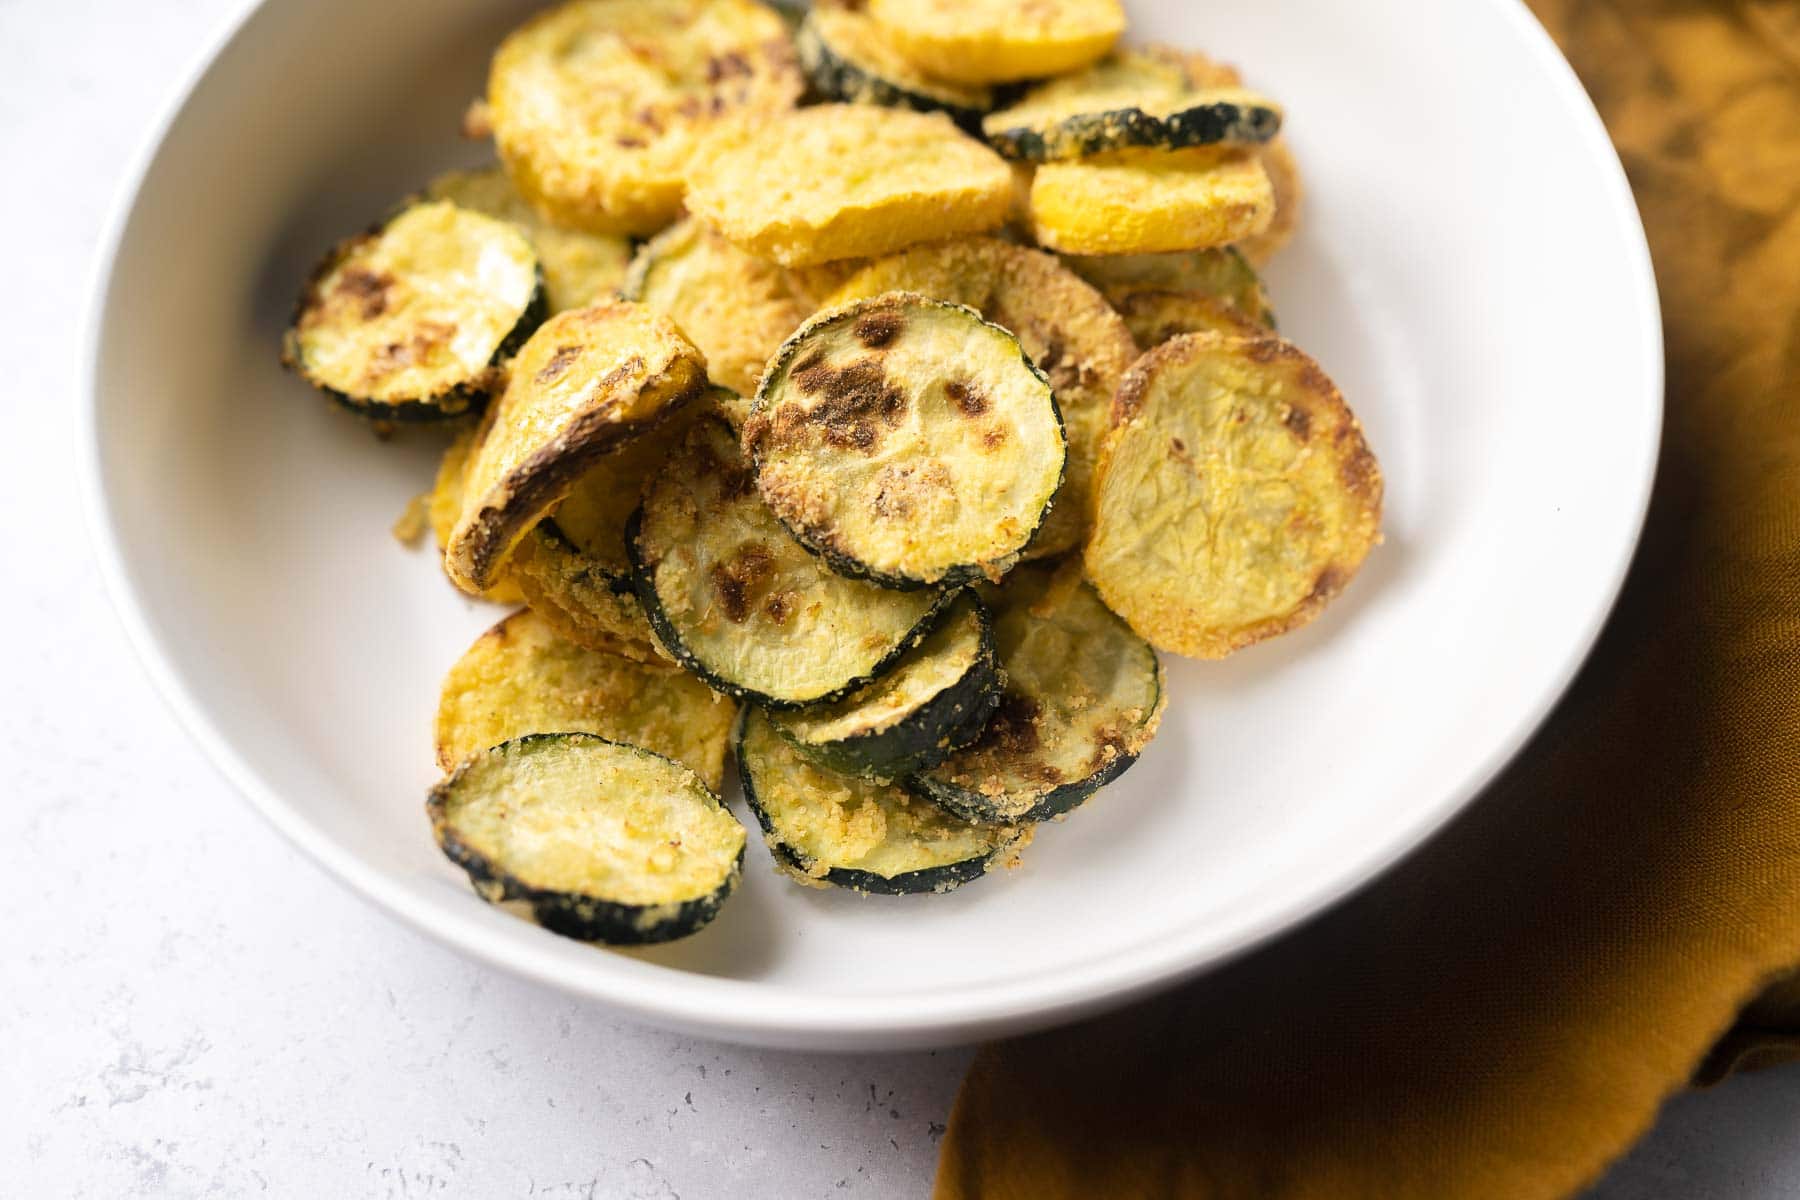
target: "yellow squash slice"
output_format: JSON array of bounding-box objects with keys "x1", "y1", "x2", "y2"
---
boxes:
[
  {"x1": 684, "y1": 105, "x2": 1012, "y2": 266},
  {"x1": 1030, "y1": 147, "x2": 1275, "y2": 256},
  {"x1": 1085, "y1": 333, "x2": 1382, "y2": 658},
  {"x1": 825, "y1": 238, "x2": 1136, "y2": 558},
  {"x1": 1238, "y1": 136, "x2": 1303, "y2": 263},
  {"x1": 445, "y1": 300, "x2": 706, "y2": 594},
  {"x1": 1111, "y1": 288, "x2": 1272, "y2": 348},
  {"x1": 429, "y1": 422, "x2": 527, "y2": 606},
  {"x1": 865, "y1": 0, "x2": 1123, "y2": 85},
  {"x1": 487, "y1": 0, "x2": 801, "y2": 235},
  {"x1": 1062, "y1": 246, "x2": 1276, "y2": 329},
  {"x1": 434, "y1": 607, "x2": 734, "y2": 790}
]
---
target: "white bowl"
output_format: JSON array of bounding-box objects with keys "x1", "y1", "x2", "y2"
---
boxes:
[{"x1": 83, "y1": 0, "x2": 1660, "y2": 1049}]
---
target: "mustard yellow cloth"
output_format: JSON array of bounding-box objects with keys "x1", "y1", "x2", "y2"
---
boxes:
[{"x1": 937, "y1": 4, "x2": 1800, "y2": 1197}]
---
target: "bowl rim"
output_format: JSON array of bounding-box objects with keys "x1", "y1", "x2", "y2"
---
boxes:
[{"x1": 78, "y1": 0, "x2": 1663, "y2": 1048}]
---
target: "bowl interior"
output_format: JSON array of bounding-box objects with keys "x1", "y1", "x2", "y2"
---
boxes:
[{"x1": 89, "y1": 0, "x2": 1659, "y2": 1047}]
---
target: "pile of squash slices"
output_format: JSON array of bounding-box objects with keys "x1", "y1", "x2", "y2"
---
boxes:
[{"x1": 283, "y1": 0, "x2": 1382, "y2": 946}]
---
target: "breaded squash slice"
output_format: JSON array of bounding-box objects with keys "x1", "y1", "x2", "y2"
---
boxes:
[
  {"x1": 747, "y1": 293, "x2": 1065, "y2": 587},
  {"x1": 429, "y1": 421, "x2": 527, "y2": 606},
  {"x1": 684, "y1": 106, "x2": 1012, "y2": 266},
  {"x1": 866, "y1": 0, "x2": 1123, "y2": 85},
  {"x1": 825, "y1": 239, "x2": 1136, "y2": 558},
  {"x1": 425, "y1": 167, "x2": 632, "y2": 312},
  {"x1": 797, "y1": 5, "x2": 993, "y2": 128},
  {"x1": 1030, "y1": 147, "x2": 1275, "y2": 255},
  {"x1": 284, "y1": 201, "x2": 544, "y2": 421},
  {"x1": 1085, "y1": 333, "x2": 1382, "y2": 658},
  {"x1": 509, "y1": 406, "x2": 701, "y2": 663},
  {"x1": 434, "y1": 608, "x2": 735, "y2": 790},
  {"x1": 621, "y1": 218, "x2": 813, "y2": 397},
  {"x1": 982, "y1": 49, "x2": 1281, "y2": 162},
  {"x1": 488, "y1": 0, "x2": 801, "y2": 235},
  {"x1": 1238, "y1": 136, "x2": 1303, "y2": 263},
  {"x1": 629, "y1": 416, "x2": 953, "y2": 706},
  {"x1": 1111, "y1": 288, "x2": 1272, "y2": 348},
  {"x1": 1062, "y1": 246, "x2": 1276, "y2": 329},
  {"x1": 445, "y1": 301, "x2": 707, "y2": 594}
]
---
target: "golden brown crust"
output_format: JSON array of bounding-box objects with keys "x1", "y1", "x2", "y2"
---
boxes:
[
  {"x1": 1030, "y1": 147, "x2": 1274, "y2": 256},
  {"x1": 429, "y1": 422, "x2": 528, "y2": 606},
  {"x1": 1088, "y1": 332, "x2": 1382, "y2": 658},
  {"x1": 445, "y1": 301, "x2": 707, "y2": 593},
  {"x1": 1112, "y1": 288, "x2": 1270, "y2": 350}
]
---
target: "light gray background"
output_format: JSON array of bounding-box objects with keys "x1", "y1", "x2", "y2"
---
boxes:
[{"x1": 7, "y1": 2, "x2": 1795, "y2": 1195}]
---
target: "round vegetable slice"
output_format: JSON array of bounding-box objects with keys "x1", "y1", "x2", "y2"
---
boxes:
[
  {"x1": 864, "y1": 0, "x2": 1123, "y2": 85},
  {"x1": 487, "y1": 0, "x2": 801, "y2": 235},
  {"x1": 283, "y1": 200, "x2": 545, "y2": 421},
  {"x1": 628, "y1": 416, "x2": 951, "y2": 706},
  {"x1": 825, "y1": 239, "x2": 1136, "y2": 559},
  {"x1": 621, "y1": 218, "x2": 813, "y2": 397},
  {"x1": 907, "y1": 562, "x2": 1164, "y2": 824},
  {"x1": 1238, "y1": 136, "x2": 1303, "y2": 264},
  {"x1": 434, "y1": 608, "x2": 734, "y2": 789},
  {"x1": 1062, "y1": 246, "x2": 1276, "y2": 330},
  {"x1": 747, "y1": 293, "x2": 1065, "y2": 587},
  {"x1": 424, "y1": 166, "x2": 633, "y2": 312},
  {"x1": 508, "y1": 406, "x2": 702, "y2": 662},
  {"x1": 429, "y1": 734, "x2": 744, "y2": 944},
  {"x1": 982, "y1": 49, "x2": 1281, "y2": 162},
  {"x1": 428, "y1": 420, "x2": 527, "y2": 607},
  {"x1": 797, "y1": 5, "x2": 993, "y2": 128},
  {"x1": 1085, "y1": 332, "x2": 1383, "y2": 658},
  {"x1": 737, "y1": 710, "x2": 1029, "y2": 894},
  {"x1": 445, "y1": 300, "x2": 707, "y2": 594},
  {"x1": 1030, "y1": 147, "x2": 1275, "y2": 256},
  {"x1": 1111, "y1": 288, "x2": 1272, "y2": 349},
  {"x1": 769, "y1": 590, "x2": 1000, "y2": 780},
  {"x1": 684, "y1": 105, "x2": 1012, "y2": 266}
]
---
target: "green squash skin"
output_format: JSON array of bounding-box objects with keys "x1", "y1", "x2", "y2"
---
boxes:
[
  {"x1": 427, "y1": 733, "x2": 742, "y2": 945},
  {"x1": 770, "y1": 592, "x2": 1002, "y2": 780},
  {"x1": 905, "y1": 735, "x2": 1145, "y2": 826},
  {"x1": 986, "y1": 97, "x2": 1282, "y2": 162},
  {"x1": 734, "y1": 716, "x2": 1010, "y2": 896},
  {"x1": 796, "y1": 13, "x2": 991, "y2": 132},
  {"x1": 624, "y1": 503, "x2": 957, "y2": 710}
]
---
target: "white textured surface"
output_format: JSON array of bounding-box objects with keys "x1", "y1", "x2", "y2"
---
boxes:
[{"x1": 4, "y1": 0, "x2": 1795, "y2": 1195}]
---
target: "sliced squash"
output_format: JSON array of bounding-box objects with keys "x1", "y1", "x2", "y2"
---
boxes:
[
  {"x1": 825, "y1": 238, "x2": 1136, "y2": 558},
  {"x1": 1112, "y1": 288, "x2": 1272, "y2": 348},
  {"x1": 865, "y1": 0, "x2": 1123, "y2": 85},
  {"x1": 429, "y1": 734, "x2": 743, "y2": 944},
  {"x1": 445, "y1": 300, "x2": 706, "y2": 594},
  {"x1": 1086, "y1": 332, "x2": 1383, "y2": 658},
  {"x1": 907, "y1": 561, "x2": 1163, "y2": 824},
  {"x1": 684, "y1": 105, "x2": 1012, "y2": 266},
  {"x1": 284, "y1": 200, "x2": 544, "y2": 420},
  {"x1": 434, "y1": 607, "x2": 733, "y2": 789},
  {"x1": 621, "y1": 218, "x2": 813, "y2": 397},
  {"x1": 1031, "y1": 147, "x2": 1275, "y2": 256},
  {"x1": 487, "y1": 0, "x2": 801, "y2": 235},
  {"x1": 747, "y1": 292, "x2": 1064, "y2": 587},
  {"x1": 1238, "y1": 136, "x2": 1303, "y2": 263},
  {"x1": 629, "y1": 416, "x2": 951, "y2": 706},
  {"x1": 1062, "y1": 246, "x2": 1276, "y2": 329},
  {"x1": 737, "y1": 709, "x2": 1029, "y2": 894},
  {"x1": 429, "y1": 421, "x2": 528, "y2": 606},
  {"x1": 797, "y1": 5, "x2": 993, "y2": 128},
  {"x1": 424, "y1": 166, "x2": 633, "y2": 312}
]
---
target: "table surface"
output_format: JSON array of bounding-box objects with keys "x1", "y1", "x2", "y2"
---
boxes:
[{"x1": 7, "y1": 2, "x2": 1796, "y2": 1195}]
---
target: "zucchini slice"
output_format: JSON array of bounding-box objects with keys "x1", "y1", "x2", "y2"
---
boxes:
[
  {"x1": 283, "y1": 200, "x2": 545, "y2": 421},
  {"x1": 507, "y1": 405, "x2": 701, "y2": 663},
  {"x1": 487, "y1": 0, "x2": 802, "y2": 235},
  {"x1": 1063, "y1": 246, "x2": 1276, "y2": 330},
  {"x1": 737, "y1": 710, "x2": 1029, "y2": 894},
  {"x1": 445, "y1": 300, "x2": 706, "y2": 594},
  {"x1": 424, "y1": 167, "x2": 633, "y2": 313},
  {"x1": 864, "y1": 0, "x2": 1123, "y2": 85},
  {"x1": 429, "y1": 734, "x2": 744, "y2": 944},
  {"x1": 434, "y1": 608, "x2": 735, "y2": 790},
  {"x1": 1085, "y1": 333, "x2": 1383, "y2": 659},
  {"x1": 825, "y1": 239, "x2": 1136, "y2": 559},
  {"x1": 1030, "y1": 147, "x2": 1275, "y2": 256},
  {"x1": 683, "y1": 105, "x2": 1013, "y2": 267},
  {"x1": 628, "y1": 416, "x2": 951, "y2": 706},
  {"x1": 620, "y1": 218, "x2": 814, "y2": 397},
  {"x1": 982, "y1": 50, "x2": 1281, "y2": 162},
  {"x1": 769, "y1": 590, "x2": 1000, "y2": 780},
  {"x1": 428, "y1": 421, "x2": 528, "y2": 607},
  {"x1": 907, "y1": 561, "x2": 1164, "y2": 824},
  {"x1": 1111, "y1": 288, "x2": 1273, "y2": 349},
  {"x1": 797, "y1": 6, "x2": 993, "y2": 128},
  {"x1": 747, "y1": 293, "x2": 1065, "y2": 587}
]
